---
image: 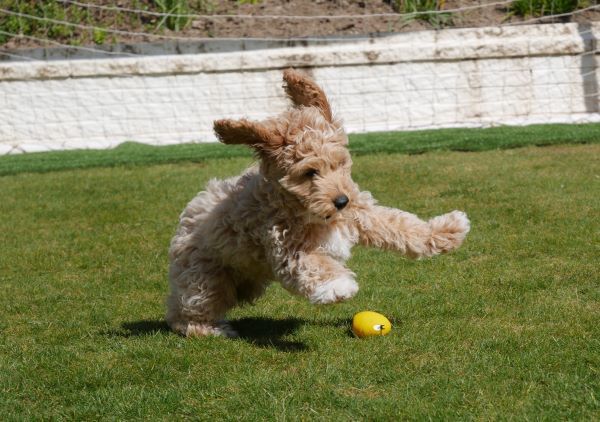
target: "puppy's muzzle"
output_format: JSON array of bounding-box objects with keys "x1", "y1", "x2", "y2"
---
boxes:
[{"x1": 333, "y1": 194, "x2": 349, "y2": 210}]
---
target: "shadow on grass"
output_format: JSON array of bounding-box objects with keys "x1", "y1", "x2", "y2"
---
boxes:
[
  {"x1": 106, "y1": 320, "x2": 171, "y2": 337},
  {"x1": 311, "y1": 317, "x2": 355, "y2": 338},
  {"x1": 311, "y1": 317, "x2": 353, "y2": 328},
  {"x1": 231, "y1": 317, "x2": 308, "y2": 352},
  {"x1": 107, "y1": 317, "x2": 308, "y2": 352}
]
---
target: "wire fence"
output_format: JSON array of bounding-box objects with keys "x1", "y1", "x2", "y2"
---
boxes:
[
  {"x1": 0, "y1": 1, "x2": 599, "y2": 60},
  {"x1": 54, "y1": 0, "x2": 515, "y2": 20},
  {"x1": 0, "y1": 2, "x2": 598, "y2": 154}
]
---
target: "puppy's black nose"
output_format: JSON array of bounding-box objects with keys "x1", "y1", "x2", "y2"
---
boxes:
[{"x1": 333, "y1": 195, "x2": 349, "y2": 210}]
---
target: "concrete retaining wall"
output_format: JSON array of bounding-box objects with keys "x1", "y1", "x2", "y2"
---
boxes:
[{"x1": 0, "y1": 22, "x2": 598, "y2": 154}]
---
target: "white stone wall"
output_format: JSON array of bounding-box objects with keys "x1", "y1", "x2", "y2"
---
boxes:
[{"x1": 0, "y1": 22, "x2": 598, "y2": 154}]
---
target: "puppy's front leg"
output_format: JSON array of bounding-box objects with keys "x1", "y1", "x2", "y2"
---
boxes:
[
  {"x1": 275, "y1": 252, "x2": 358, "y2": 304},
  {"x1": 355, "y1": 204, "x2": 470, "y2": 259}
]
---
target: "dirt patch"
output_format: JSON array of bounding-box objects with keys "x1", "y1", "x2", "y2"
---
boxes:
[{"x1": 1, "y1": 0, "x2": 599, "y2": 50}]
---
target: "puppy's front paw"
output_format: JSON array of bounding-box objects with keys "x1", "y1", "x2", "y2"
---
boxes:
[
  {"x1": 309, "y1": 275, "x2": 359, "y2": 304},
  {"x1": 429, "y1": 210, "x2": 470, "y2": 253}
]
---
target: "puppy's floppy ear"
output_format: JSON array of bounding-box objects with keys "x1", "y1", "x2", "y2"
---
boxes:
[
  {"x1": 214, "y1": 118, "x2": 284, "y2": 154},
  {"x1": 283, "y1": 68, "x2": 333, "y2": 123}
]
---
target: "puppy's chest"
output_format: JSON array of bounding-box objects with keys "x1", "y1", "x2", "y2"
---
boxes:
[{"x1": 316, "y1": 226, "x2": 356, "y2": 262}]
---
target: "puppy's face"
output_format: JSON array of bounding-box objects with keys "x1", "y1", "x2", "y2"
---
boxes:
[
  {"x1": 275, "y1": 110, "x2": 359, "y2": 223},
  {"x1": 214, "y1": 69, "x2": 360, "y2": 223}
]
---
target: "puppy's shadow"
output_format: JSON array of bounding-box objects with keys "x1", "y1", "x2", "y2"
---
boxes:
[
  {"x1": 108, "y1": 317, "x2": 308, "y2": 352},
  {"x1": 231, "y1": 317, "x2": 308, "y2": 352},
  {"x1": 107, "y1": 320, "x2": 171, "y2": 337}
]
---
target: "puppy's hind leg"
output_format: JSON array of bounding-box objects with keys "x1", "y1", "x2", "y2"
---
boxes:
[{"x1": 166, "y1": 266, "x2": 239, "y2": 338}]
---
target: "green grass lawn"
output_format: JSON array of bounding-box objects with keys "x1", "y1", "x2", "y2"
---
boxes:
[
  {"x1": 0, "y1": 131, "x2": 599, "y2": 419},
  {"x1": 1, "y1": 123, "x2": 599, "y2": 176}
]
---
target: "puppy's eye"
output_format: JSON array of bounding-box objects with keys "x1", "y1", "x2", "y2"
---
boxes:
[{"x1": 305, "y1": 169, "x2": 319, "y2": 178}]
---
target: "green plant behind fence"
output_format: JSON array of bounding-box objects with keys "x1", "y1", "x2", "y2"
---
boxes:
[
  {"x1": 0, "y1": 0, "x2": 135, "y2": 45},
  {"x1": 395, "y1": 0, "x2": 453, "y2": 28},
  {"x1": 154, "y1": 0, "x2": 191, "y2": 32},
  {"x1": 0, "y1": 0, "x2": 77, "y2": 44},
  {"x1": 0, "y1": 0, "x2": 212, "y2": 46},
  {"x1": 510, "y1": 0, "x2": 585, "y2": 17}
]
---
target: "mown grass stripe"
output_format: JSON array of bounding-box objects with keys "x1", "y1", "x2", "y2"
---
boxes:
[{"x1": 1, "y1": 123, "x2": 599, "y2": 176}]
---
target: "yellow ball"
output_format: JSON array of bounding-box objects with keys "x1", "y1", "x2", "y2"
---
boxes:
[{"x1": 352, "y1": 311, "x2": 392, "y2": 338}]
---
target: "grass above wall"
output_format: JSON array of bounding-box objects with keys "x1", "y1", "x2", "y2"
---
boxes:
[{"x1": 1, "y1": 123, "x2": 599, "y2": 176}]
